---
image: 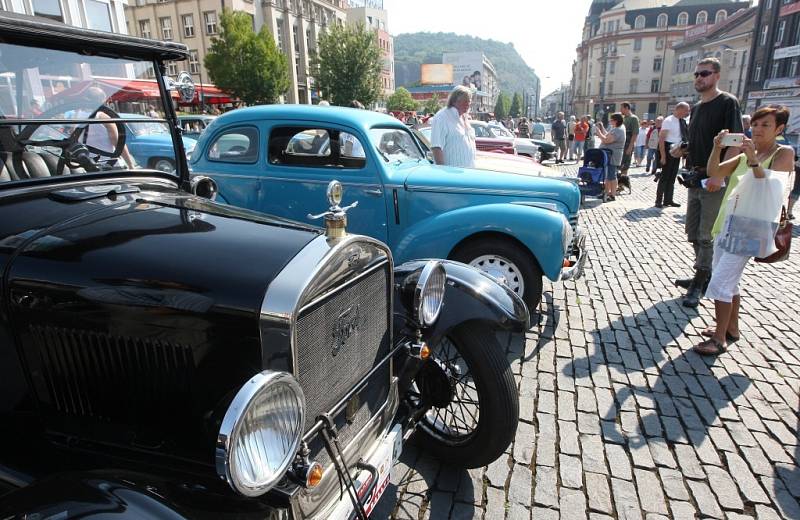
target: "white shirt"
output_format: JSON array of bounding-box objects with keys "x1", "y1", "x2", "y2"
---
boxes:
[
  {"x1": 661, "y1": 115, "x2": 682, "y2": 144},
  {"x1": 635, "y1": 128, "x2": 647, "y2": 147},
  {"x1": 430, "y1": 107, "x2": 476, "y2": 168}
]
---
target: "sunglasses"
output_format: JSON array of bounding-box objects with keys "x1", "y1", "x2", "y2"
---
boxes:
[{"x1": 693, "y1": 70, "x2": 714, "y2": 78}]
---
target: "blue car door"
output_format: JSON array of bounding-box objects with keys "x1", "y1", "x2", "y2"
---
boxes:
[
  {"x1": 258, "y1": 123, "x2": 389, "y2": 243},
  {"x1": 195, "y1": 125, "x2": 263, "y2": 210}
]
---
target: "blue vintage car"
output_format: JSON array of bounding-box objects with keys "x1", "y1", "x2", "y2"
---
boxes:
[
  {"x1": 190, "y1": 105, "x2": 586, "y2": 309},
  {"x1": 122, "y1": 113, "x2": 197, "y2": 172}
]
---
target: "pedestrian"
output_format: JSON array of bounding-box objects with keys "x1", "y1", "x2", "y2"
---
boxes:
[
  {"x1": 742, "y1": 114, "x2": 751, "y2": 138},
  {"x1": 517, "y1": 117, "x2": 530, "y2": 138},
  {"x1": 594, "y1": 112, "x2": 626, "y2": 201},
  {"x1": 694, "y1": 105, "x2": 794, "y2": 355},
  {"x1": 655, "y1": 102, "x2": 690, "y2": 208},
  {"x1": 430, "y1": 85, "x2": 476, "y2": 168},
  {"x1": 584, "y1": 116, "x2": 596, "y2": 150},
  {"x1": 573, "y1": 116, "x2": 589, "y2": 162},
  {"x1": 552, "y1": 111, "x2": 568, "y2": 164},
  {"x1": 676, "y1": 57, "x2": 743, "y2": 308},
  {"x1": 788, "y1": 150, "x2": 800, "y2": 219},
  {"x1": 567, "y1": 115, "x2": 577, "y2": 161},
  {"x1": 646, "y1": 117, "x2": 662, "y2": 173},
  {"x1": 532, "y1": 118, "x2": 546, "y2": 139},
  {"x1": 634, "y1": 119, "x2": 648, "y2": 166},
  {"x1": 619, "y1": 102, "x2": 639, "y2": 176}
]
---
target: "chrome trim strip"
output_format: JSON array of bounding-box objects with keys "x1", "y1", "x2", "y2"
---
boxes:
[
  {"x1": 404, "y1": 184, "x2": 562, "y2": 198},
  {"x1": 0, "y1": 176, "x2": 178, "y2": 199},
  {"x1": 297, "y1": 258, "x2": 389, "y2": 315},
  {"x1": 207, "y1": 172, "x2": 383, "y2": 190}
]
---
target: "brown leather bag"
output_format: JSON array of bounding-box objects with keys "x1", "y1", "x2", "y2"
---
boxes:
[{"x1": 755, "y1": 206, "x2": 792, "y2": 263}]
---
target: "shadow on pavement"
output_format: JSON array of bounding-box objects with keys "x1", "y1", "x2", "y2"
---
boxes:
[{"x1": 621, "y1": 207, "x2": 665, "y2": 222}]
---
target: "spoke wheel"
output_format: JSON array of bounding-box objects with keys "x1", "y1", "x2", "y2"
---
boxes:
[{"x1": 410, "y1": 322, "x2": 518, "y2": 468}]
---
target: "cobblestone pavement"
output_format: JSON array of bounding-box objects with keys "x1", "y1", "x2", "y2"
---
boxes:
[{"x1": 372, "y1": 163, "x2": 800, "y2": 519}]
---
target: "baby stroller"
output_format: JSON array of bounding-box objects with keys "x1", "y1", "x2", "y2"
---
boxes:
[{"x1": 577, "y1": 148, "x2": 612, "y2": 200}]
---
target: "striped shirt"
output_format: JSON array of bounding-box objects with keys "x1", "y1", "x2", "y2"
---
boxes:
[{"x1": 430, "y1": 107, "x2": 476, "y2": 168}]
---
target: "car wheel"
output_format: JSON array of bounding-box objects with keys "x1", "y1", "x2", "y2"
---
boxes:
[
  {"x1": 152, "y1": 158, "x2": 176, "y2": 173},
  {"x1": 412, "y1": 322, "x2": 518, "y2": 468},
  {"x1": 452, "y1": 238, "x2": 543, "y2": 312}
]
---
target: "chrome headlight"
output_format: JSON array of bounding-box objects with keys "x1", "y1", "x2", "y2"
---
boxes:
[
  {"x1": 561, "y1": 214, "x2": 573, "y2": 254},
  {"x1": 414, "y1": 261, "x2": 446, "y2": 326},
  {"x1": 216, "y1": 370, "x2": 305, "y2": 497}
]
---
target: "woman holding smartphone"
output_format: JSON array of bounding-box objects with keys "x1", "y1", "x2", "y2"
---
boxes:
[
  {"x1": 694, "y1": 105, "x2": 794, "y2": 355},
  {"x1": 594, "y1": 113, "x2": 626, "y2": 201}
]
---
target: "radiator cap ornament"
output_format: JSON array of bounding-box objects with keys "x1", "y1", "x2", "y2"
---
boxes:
[{"x1": 308, "y1": 180, "x2": 358, "y2": 240}]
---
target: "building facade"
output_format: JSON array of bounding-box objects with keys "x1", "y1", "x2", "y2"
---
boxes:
[
  {"x1": 346, "y1": 2, "x2": 394, "y2": 105},
  {"x1": 1, "y1": 0, "x2": 127, "y2": 33},
  {"x1": 124, "y1": 0, "x2": 349, "y2": 105},
  {"x1": 441, "y1": 51, "x2": 499, "y2": 113},
  {"x1": 670, "y1": 7, "x2": 755, "y2": 106},
  {"x1": 743, "y1": 0, "x2": 800, "y2": 146},
  {"x1": 542, "y1": 85, "x2": 571, "y2": 119},
  {"x1": 571, "y1": 0, "x2": 749, "y2": 123}
]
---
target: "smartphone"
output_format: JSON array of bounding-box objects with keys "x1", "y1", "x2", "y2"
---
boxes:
[
  {"x1": 701, "y1": 178, "x2": 726, "y2": 190},
  {"x1": 720, "y1": 133, "x2": 744, "y2": 147}
]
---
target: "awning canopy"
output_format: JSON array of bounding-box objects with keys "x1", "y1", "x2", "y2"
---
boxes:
[
  {"x1": 48, "y1": 78, "x2": 235, "y2": 105},
  {"x1": 180, "y1": 83, "x2": 234, "y2": 105}
]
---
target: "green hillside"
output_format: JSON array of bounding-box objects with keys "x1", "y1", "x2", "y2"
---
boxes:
[{"x1": 393, "y1": 32, "x2": 540, "y2": 97}]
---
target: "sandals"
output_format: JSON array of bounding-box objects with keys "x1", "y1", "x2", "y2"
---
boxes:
[
  {"x1": 701, "y1": 327, "x2": 740, "y2": 343},
  {"x1": 693, "y1": 337, "x2": 727, "y2": 356}
]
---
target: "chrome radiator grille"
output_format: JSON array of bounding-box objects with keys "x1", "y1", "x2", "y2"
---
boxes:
[
  {"x1": 26, "y1": 325, "x2": 195, "y2": 421},
  {"x1": 295, "y1": 262, "x2": 391, "y2": 433}
]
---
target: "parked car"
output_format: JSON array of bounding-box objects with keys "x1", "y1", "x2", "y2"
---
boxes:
[
  {"x1": 414, "y1": 124, "x2": 516, "y2": 155},
  {"x1": 489, "y1": 123, "x2": 557, "y2": 162},
  {"x1": 192, "y1": 105, "x2": 587, "y2": 310},
  {"x1": 471, "y1": 120, "x2": 538, "y2": 158},
  {"x1": 0, "y1": 13, "x2": 528, "y2": 520},
  {"x1": 178, "y1": 114, "x2": 217, "y2": 139},
  {"x1": 123, "y1": 113, "x2": 197, "y2": 172}
]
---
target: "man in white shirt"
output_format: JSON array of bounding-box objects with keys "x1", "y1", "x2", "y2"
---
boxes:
[
  {"x1": 430, "y1": 85, "x2": 476, "y2": 168},
  {"x1": 655, "y1": 102, "x2": 690, "y2": 208}
]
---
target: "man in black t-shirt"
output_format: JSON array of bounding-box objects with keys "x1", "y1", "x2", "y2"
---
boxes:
[{"x1": 678, "y1": 57, "x2": 743, "y2": 308}]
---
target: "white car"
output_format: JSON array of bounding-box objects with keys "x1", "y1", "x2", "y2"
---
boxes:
[{"x1": 487, "y1": 123, "x2": 542, "y2": 158}]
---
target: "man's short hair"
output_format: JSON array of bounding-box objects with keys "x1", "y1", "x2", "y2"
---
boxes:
[
  {"x1": 447, "y1": 85, "x2": 472, "y2": 108},
  {"x1": 621, "y1": 102, "x2": 632, "y2": 110},
  {"x1": 697, "y1": 57, "x2": 721, "y2": 73},
  {"x1": 751, "y1": 104, "x2": 789, "y2": 128},
  {"x1": 676, "y1": 102, "x2": 690, "y2": 111}
]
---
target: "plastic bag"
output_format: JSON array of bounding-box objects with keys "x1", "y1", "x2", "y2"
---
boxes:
[{"x1": 718, "y1": 169, "x2": 788, "y2": 257}]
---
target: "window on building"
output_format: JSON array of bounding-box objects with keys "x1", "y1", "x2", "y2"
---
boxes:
[
  {"x1": 160, "y1": 17, "x2": 172, "y2": 40},
  {"x1": 85, "y1": 0, "x2": 112, "y2": 31},
  {"x1": 204, "y1": 11, "x2": 217, "y2": 35},
  {"x1": 771, "y1": 61, "x2": 780, "y2": 78},
  {"x1": 189, "y1": 50, "x2": 200, "y2": 74},
  {"x1": 634, "y1": 38, "x2": 642, "y2": 51},
  {"x1": 754, "y1": 63, "x2": 762, "y2": 81},
  {"x1": 608, "y1": 81, "x2": 614, "y2": 94},
  {"x1": 715, "y1": 10, "x2": 727, "y2": 23},
  {"x1": 293, "y1": 24, "x2": 300, "y2": 54},
  {"x1": 653, "y1": 57, "x2": 662, "y2": 71},
  {"x1": 609, "y1": 61, "x2": 615, "y2": 73},
  {"x1": 276, "y1": 18, "x2": 285, "y2": 52},
  {"x1": 761, "y1": 25, "x2": 769, "y2": 46},
  {"x1": 766, "y1": 0, "x2": 772, "y2": 9},
  {"x1": 182, "y1": 14, "x2": 194, "y2": 37},
  {"x1": 656, "y1": 37, "x2": 664, "y2": 50},
  {"x1": 600, "y1": 61, "x2": 606, "y2": 74},
  {"x1": 657, "y1": 13, "x2": 667, "y2": 28},
  {"x1": 32, "y1": 0, "x2": 63, "y2": 22},
  {"x1": 634, "y1": 15, "x2": 645, "y2": 29},
  {"x1": 306, "y1": 26, "x2": 312, "y2": 54},
  {"x1": 677, "y1": 12, "x2": 688, "y2": 26},
  {"x1": 790, "y1": 58, "x2": 798, "y2": 79},
  {"x1": 776, "y1": 20, "x2": 785, "y2": 45},
  {"x1": 650, "y1": 79, "x2": 660, "y2": 93},
  {"x1": 166, "y1": 61, "x2": 178, "y2": 76},
  {"x1": 632, "y1": 58, "x2": 640, "y2": 72},
  {"x1": 795, "y1": 21, "x2": 800, "y2": 45},
  {"x1": 696, "y1": 11, "x2": 707, "y2": 25},
  {"x1": 629, "y1": 79, "x2": 638, "y2": 93},
  {"x1": 139, "y1": 19, "x2": 151, "y2": 38}
]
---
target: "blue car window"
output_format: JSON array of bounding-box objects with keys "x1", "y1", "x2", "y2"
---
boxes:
[
  {"x1": 207, "y1": 126, "x2": 259, "y2": 163},
  {"x1": 268, "y1": 126, "x2": 365, "y2": 169}
]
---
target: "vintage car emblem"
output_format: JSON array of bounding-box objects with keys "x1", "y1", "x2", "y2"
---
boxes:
[{"x1": 331, "y1": 305, "x2": 361, "y2": 356}]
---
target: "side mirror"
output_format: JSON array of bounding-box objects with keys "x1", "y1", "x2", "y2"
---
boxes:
[{"x1": 190, "y1": 175, "x2": 218, "y2": 200}]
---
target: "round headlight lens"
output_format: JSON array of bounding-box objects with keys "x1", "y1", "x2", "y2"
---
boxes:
[
  {"x1": 414, "y1": 261, "x2": 446, "y2": 326},
  {"x1": 217, "y1": 371, "x2": 305, "y2": 497}
]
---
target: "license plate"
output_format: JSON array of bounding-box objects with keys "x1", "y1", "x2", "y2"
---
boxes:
[{"x1": 328, "y1": 424, "x2": 402, "y2": 520}]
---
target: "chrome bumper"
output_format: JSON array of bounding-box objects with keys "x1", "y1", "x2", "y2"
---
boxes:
[{"x1": 560, "y1": 227, "x2": 587, "y2": 281}]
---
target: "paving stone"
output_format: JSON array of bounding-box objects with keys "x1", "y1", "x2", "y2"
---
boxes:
[
  {"x1": 703, "y1": 465, "x2": 744, "y2": 512},
  {"x1": 595, "y1": 387, "x2": 617, "y2": 420},
  {"x1": 531, "y1": 507, "x2": 559, "y2": 520},
  {"x1": 611, "y1": 477, "x2": 644, "y2": 520},
  {"x1": 761, "y1": 476, "x2": 800, "y2": 520},
  {"x1": 581, "y1": 434, "x2": 608, "y2": 475},
  {"x1": 657, "y1": 467, "x2": 689, "y2": 501},
  {"x1": 559, "y1": 420, "x2": 580, "y2": 456},
  {"x1": 633, "y1": 469, "x2": 668, "y2": 515},
  {"x1": 536, "y1": 413, "x2": 557, "y2": 467},
  {"x1": 725, "y1": 420, "x2": 758, "y2": 447},
  {"x1": 507, "y1": 464, "x2": 532, "y2": 507},
  {"x1": 646, "y1": 437, "x2": 677, "y2": 469},
  {"x1": 505, "y1": 503, "x2": 530, "y2": 520},
  {"x1": 513, "y1": 421, "x2": 535, "y2": 465},
  {"x1": 484, "y1": 453, "x2": 509, "y2": 488},
  {"x1": 687, "y1": 479, "x2": 724, "y2": 519},
  {"x1": 753, "y1": 505, "x2": 784, "y2": 520},
  {"x1": 762, "y1": 420, "x2": 799, "y2": 446},
  {"x1": 724, "y1": 452, "x2": 770, "y2": 504},
  {"x1": 600, "y1": 420, "x2": 626, "y2": 444},
  {"x1": 740, "y1": 446, "x2": 777, "y2": 477},
  {"x1": 558, "y1": 390, "x2": 577, "y2": 421},
  {"x1": 686, "y1": 428, "x2": 722, "y2": 466},
  {"x1": 454, "y1": 468, "x2": 484, "y2": 506},
  {"x1": 538, "y1": 390, "x2": 556, "y2": 414},
  {"x1": 578, "y1": 386, "x2": 598, "y2": 412},
  {"x1": 560, "y1": 487, "x2": 588, "y2": 520},
  {"x1": 628, "y1": 436, "x2": 656, "y2": 469},
  {"x1": 586, "y1": 472, "x2": 613, "y2": 514},
  {"x1": 708, "y1": 425, "x2": 737, "y2": 453},
  {"x1": 559, "y1": 453, "x2": 583, "y2": 489},
  {"x1": 775, "y1": 463, "x2": 800, "y2": 498},
  {"x1": 484, "y1": 486, "x2": 506, "y2": 520},
  {"x1": 752, "y1": 431, "x2": 793, "y2": 464},
  {"x1": 533, "y1": 465, "x2": 559, "y2": 508},
  {"x1": 673, "y1": 443, "x2": 706, "y2": 479},
  {"x1": 577, "y1": 411, "x2": 602, "y2": 434},
  {"x1": 605, "y1": 442, "x2": 633, "y2": 480},
  {"x1": 668, "y1": 500, "x2": 697, "y2": 520}
]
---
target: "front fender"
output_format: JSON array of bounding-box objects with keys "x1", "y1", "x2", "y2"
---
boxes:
[
  {"x1": 394, "y1": 260, "x2": 529, "y2": 346},
  {"x1": 393, "y1": 203, "x2": 568, "y2": 281},
  {"x1": 0, "y1": 470, "x2": 286, "y2": 520}
]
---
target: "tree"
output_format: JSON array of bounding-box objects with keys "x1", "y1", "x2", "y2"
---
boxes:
[
  {"x1": 421, "y1": 93, "x2": 441, "y2": 115},
  {"x1": 204, "y1": 10, "x2": 289, "y2": 105},
  {"x1": 510, "y1": 92, "x2": 523, "y2": 117},
  {"x1": 311, "y1": 22, "x2": 382, "y2": 107},
  {"x1": 387, "y1": 87, "x2": 417, "y2": 112},
  {"x1": 494, "y1": 92, "x2": 511, "y2": 119}
]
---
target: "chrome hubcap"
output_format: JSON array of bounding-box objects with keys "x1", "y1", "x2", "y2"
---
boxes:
[{"x1": 468, "y1": 254, "x2": 524, "y2": 295}]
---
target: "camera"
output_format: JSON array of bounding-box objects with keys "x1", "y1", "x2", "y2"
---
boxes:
[{"x1": 677, "y1": 168, "x2": 706, "y2": 189}]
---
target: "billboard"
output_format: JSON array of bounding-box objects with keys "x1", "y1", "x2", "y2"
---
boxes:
[
  {"x1": 420, "y1": 64, "x2": 453, "y2": 85},
  {"x1": 443, "y1": 52, "x2": 485, "y2": 92}
]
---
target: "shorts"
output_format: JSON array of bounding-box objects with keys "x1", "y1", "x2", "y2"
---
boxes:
[
  {"x1": 605, "y1": 164, "x2": 618, "y2": 181},
  {"x1": 704, "y1": 239, "x2": 749, "y2": 303}
]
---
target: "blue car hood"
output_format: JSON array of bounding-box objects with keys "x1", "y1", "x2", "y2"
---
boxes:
[{"x1": 398, "y1": 162, "x2": 581, "y2": 214}]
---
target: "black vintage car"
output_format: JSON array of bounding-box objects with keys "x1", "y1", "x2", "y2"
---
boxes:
[{"x1": 0, "y1": 13, "x2": 528, "y2": 520}]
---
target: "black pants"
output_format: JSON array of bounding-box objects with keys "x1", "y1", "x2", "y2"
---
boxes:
[{"x1": 656, "y1": 143, "x2": 679, "y2": 204}]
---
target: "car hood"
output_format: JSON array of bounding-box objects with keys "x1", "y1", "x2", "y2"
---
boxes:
[
  {"x1": 0, "y1": 178, "x2": 318, "y2": 462},
  {"x1": 399, "y1": 162, "x2": 580, "y2": 213},
  {"x1": 131, "y1": 134, "x2": 197, "y2": 149}
]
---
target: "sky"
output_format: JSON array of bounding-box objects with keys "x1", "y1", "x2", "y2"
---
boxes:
[{"x1": 383, "y1": 0, "x2": 595, "y2": 96}]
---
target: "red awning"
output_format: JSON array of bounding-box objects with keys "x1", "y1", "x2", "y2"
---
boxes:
[
  {"x1": 47, "y1": 78, "x2": 171, "y2": 103},
  {"x1": 180, "y1": 83, "x2": 235, "y2": 105}
]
